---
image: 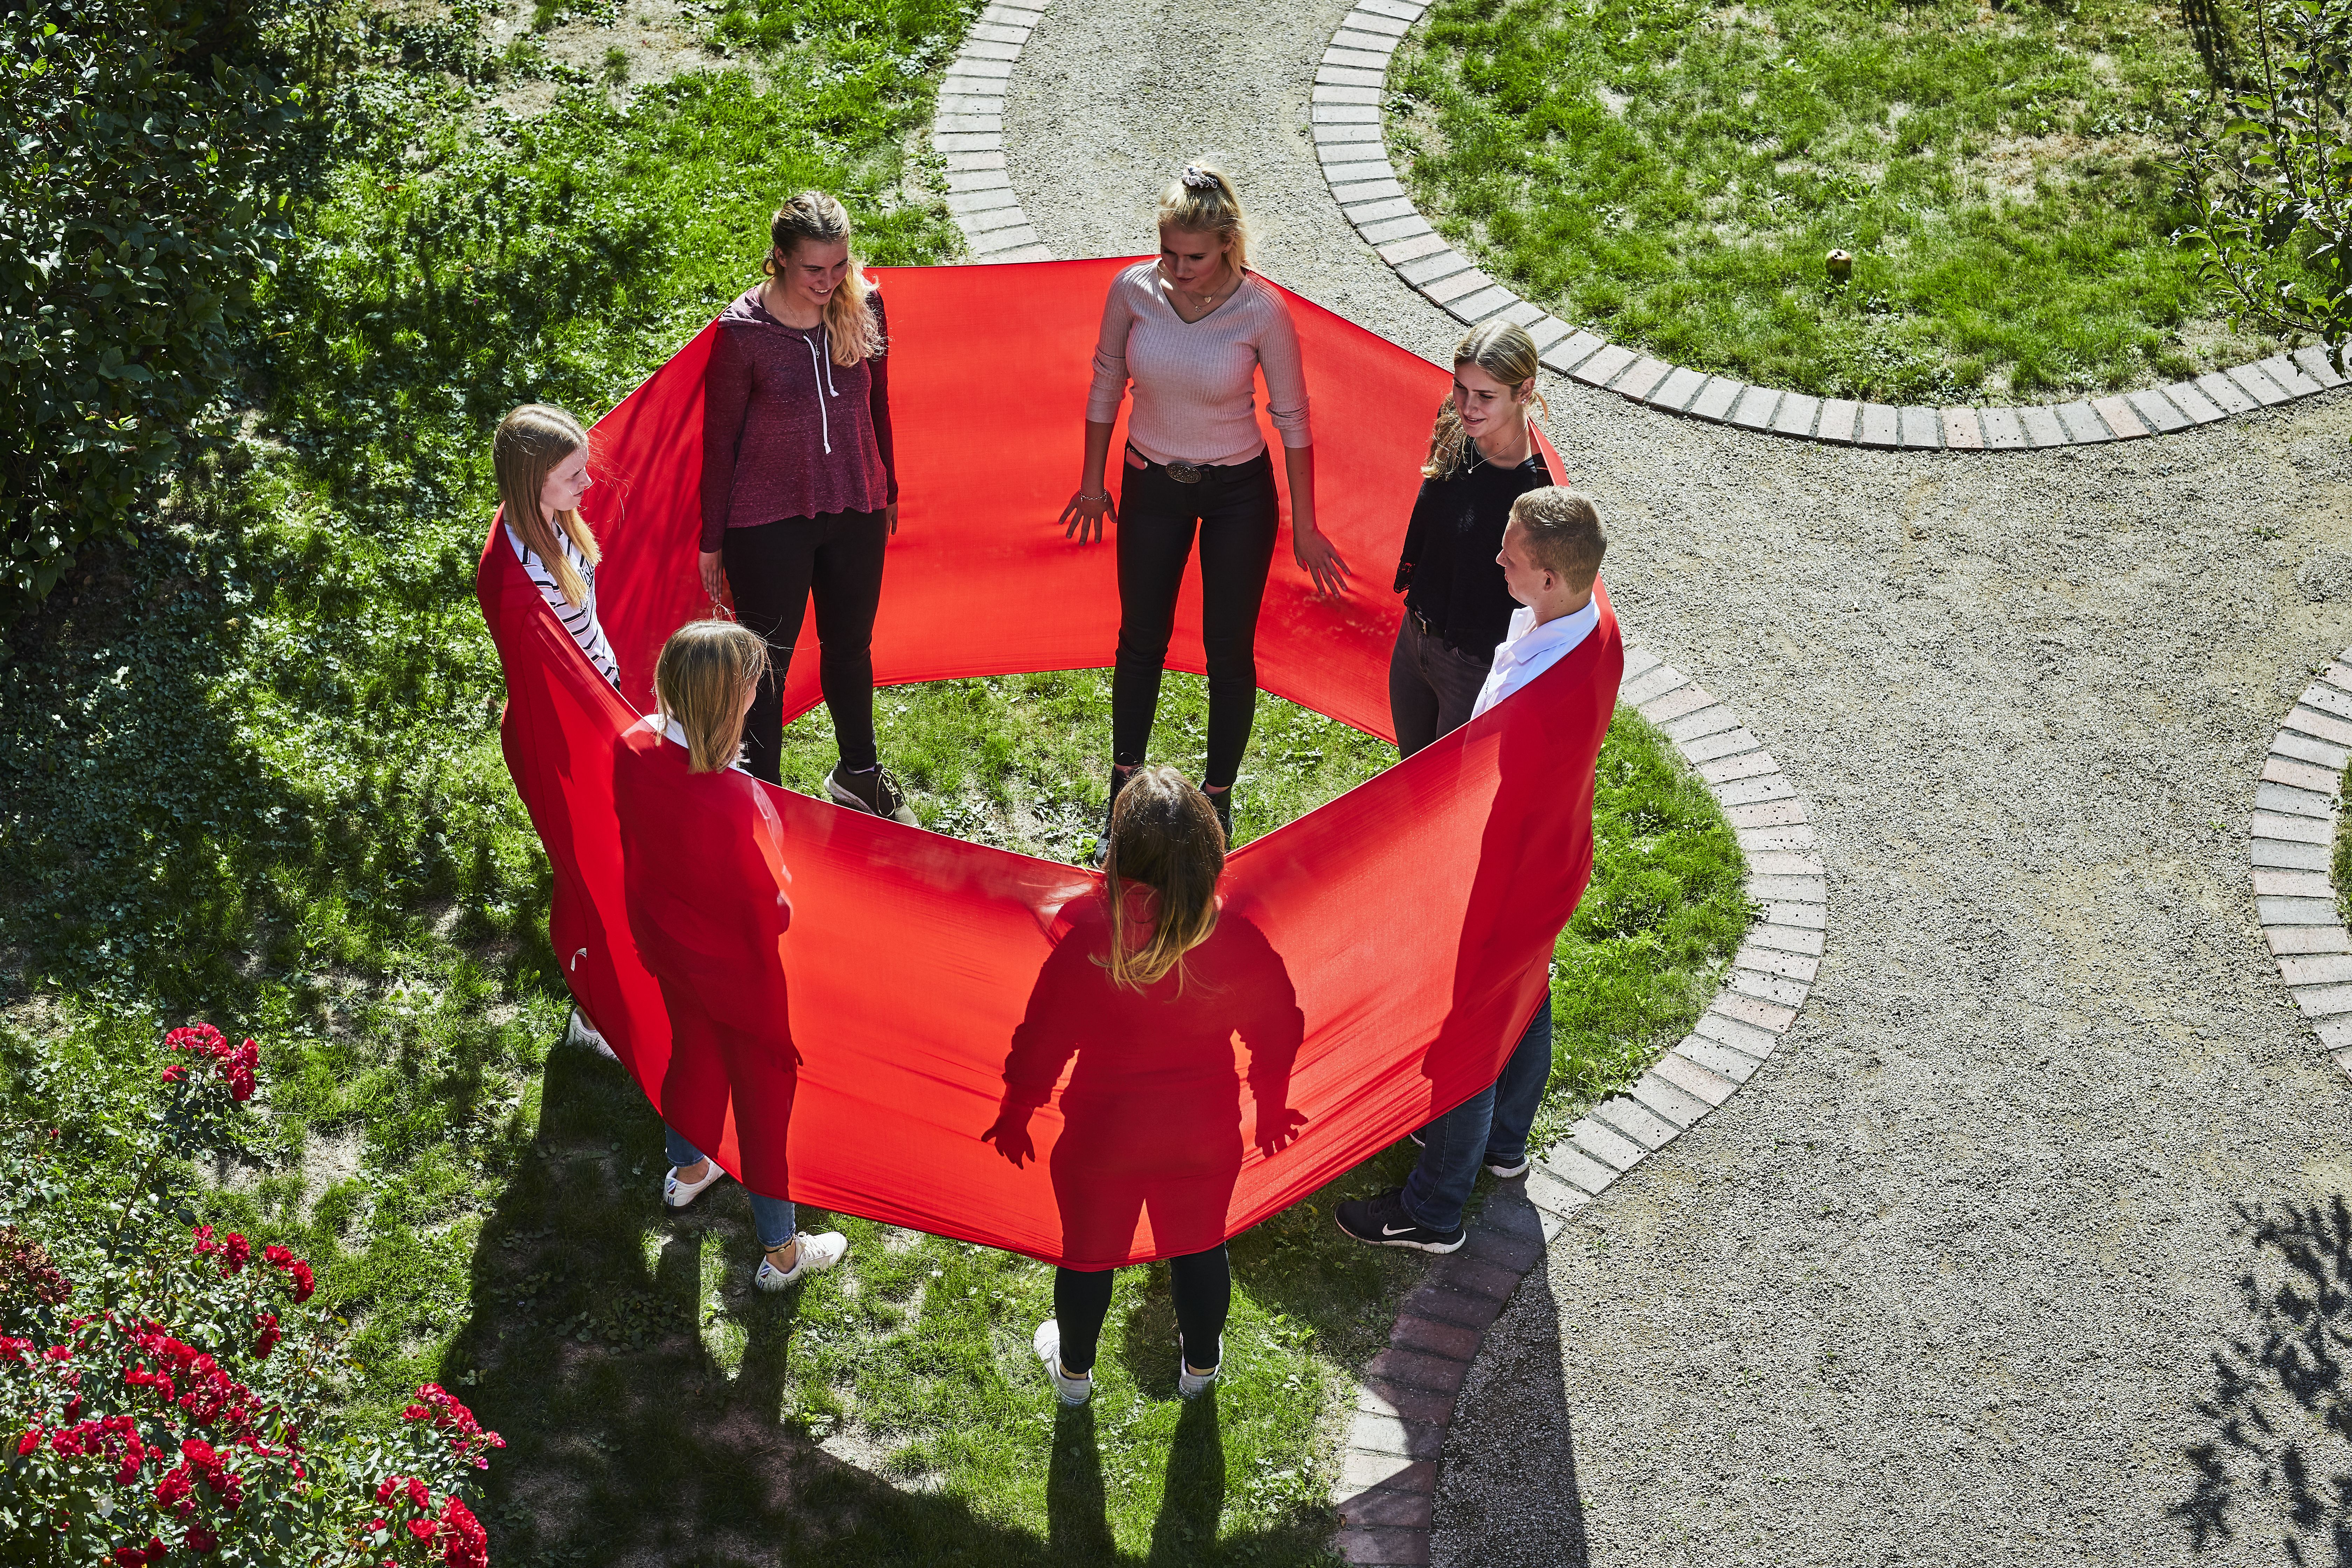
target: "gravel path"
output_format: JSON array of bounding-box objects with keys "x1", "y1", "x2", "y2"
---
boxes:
[{"x1": 1003, "y1": 6, "x2": 2352, "y2": 1562}]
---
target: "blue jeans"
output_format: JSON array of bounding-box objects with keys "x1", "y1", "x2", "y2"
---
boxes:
[
  {"x1": 1400, "y1": 999, "x2": 1554, "y2": 1234},
  {"x1": 665, "y1": 1125, "x2": 797, "y2": 1250}
]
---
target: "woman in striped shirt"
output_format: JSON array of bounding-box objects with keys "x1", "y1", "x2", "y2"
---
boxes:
[
  {"x1": 1063, "y1": 164, "x2": 1350, "y2": 850},
  {"x1": 495, "y1": 404, "x2": 621, "y2": 692}
]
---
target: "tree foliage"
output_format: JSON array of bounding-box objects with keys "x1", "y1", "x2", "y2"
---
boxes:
[{"x1": 0, "y1": 1, "x2": 298, "y2": 620}]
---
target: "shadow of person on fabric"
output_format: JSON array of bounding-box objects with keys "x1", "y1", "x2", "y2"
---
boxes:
[{"x1": 2174, "y1": 1196, "x2": 2352, "y2": 1564}]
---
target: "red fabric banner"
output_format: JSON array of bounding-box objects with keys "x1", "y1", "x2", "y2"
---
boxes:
[{"x1": 479, "y1": 259, "x2": 1623, "y2": 1269}]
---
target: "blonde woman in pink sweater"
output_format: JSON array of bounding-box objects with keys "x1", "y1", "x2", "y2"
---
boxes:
[{"x1": 1061, "y1": 163, "x2": 1350, "y2": 849}]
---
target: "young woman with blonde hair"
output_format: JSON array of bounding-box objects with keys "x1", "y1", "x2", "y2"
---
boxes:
[
  {"x1": 700, "y1": 190, "x2": 916, "y2": 824},
  {"x1": 1387, "y1": 319, "x2": 1555, "y2": 757},
  {"x1": 1063, "y1": 163, "x2": 1349, "y2": 851},
  {"x1": 613, "y1": 618, "x2": 848, "y2": 1291},
  {"x1": 495, "y1": 403, "x2": 621, "y2": 690}
]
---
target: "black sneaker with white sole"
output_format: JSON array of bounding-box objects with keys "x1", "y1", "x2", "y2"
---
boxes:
[
  {"x1": 1334, "y1": 1188, "x2": 1465, "y2": 1253},
  {"x1": 825, "y1": 763, "x2": 919, "y2": 826}
]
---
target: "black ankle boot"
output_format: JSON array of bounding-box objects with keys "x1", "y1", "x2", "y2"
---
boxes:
[
  {"x1": 1204, "y1": 785, "x2": 1232, "y2": 844},
  {"x1": 1092, "y1": 764, "x2": 1136, "y2": 868}
]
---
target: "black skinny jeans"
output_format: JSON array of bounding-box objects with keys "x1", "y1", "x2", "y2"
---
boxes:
[
  {"x1": 720, "y1": 509, "x2": 887, "y2": 784},
  {"x1": 1054, "y1": 1245, "x2": 1230, "y2": 1375},
  {"x1": 1112, "y1": 449, "x2": 1279, "y2": 790}
]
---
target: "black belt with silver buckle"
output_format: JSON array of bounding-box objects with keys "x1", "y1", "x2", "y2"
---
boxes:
[{"x1": 1165, "y1": 462, "x2": 1204, "y2": 484}]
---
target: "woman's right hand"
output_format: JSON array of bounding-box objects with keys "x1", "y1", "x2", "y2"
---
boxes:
[
  {"x1": 1058, "y1": 487, "x2": 1115, "y2": 545},
  {"x1": 699, "y1": 549, "x2": 727, "y2": 607}
]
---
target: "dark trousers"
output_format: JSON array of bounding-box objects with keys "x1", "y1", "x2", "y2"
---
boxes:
[
  {"x1": 721, "y1": 509, "x2": 886, "y2": 784},
  {"x1": 1054, "y1": 1245, "x2": 1230, "y2": 1375},
  {"x1": 1112, "y1": 449, "x2": 1279, "y2": 789},
  {"x1": 1388, "y1": 615, "x2": 1494, "y2": 758}
]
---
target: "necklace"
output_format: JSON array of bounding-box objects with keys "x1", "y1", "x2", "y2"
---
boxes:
[{"x1": 1170, "y1": 266, "x2": 1237, "y2": 319}]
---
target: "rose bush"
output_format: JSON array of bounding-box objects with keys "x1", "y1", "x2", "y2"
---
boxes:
[{"x1": 0, "y1": 1024, "x2": 501, "y2": 1564}]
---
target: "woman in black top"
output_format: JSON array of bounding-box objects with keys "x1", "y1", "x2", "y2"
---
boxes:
[{"x1": 1388, "y1": 320, "x2": 1555, "y2": 757}]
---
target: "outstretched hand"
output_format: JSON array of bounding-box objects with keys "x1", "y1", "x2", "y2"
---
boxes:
[
  {"x1": 1293, "y1": 527, "x2": 1350, "y2": 597},
  {"x1": 1059, "y1": 489, "x2": 1114, "y2": 545},
  {"x1": 1255, "y1": 1106, "x2": 1308, "y2": 1158},
  {"x1": 981, "y1": 1108, "x2": 1036, "y2": 1168}
]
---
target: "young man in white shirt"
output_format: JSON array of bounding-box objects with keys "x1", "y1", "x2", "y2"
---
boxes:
[{"x1": 1340, "y1": 488, "x2": 1606, "y2": 1252}]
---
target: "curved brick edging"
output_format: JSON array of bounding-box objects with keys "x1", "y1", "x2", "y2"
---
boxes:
[
  {"x1": 932, "y1": 2, "x2": 1055, "y2": 261},
  {"x1": 1313, "y1": 0, "x2": 2348, "y2": 450},
  {"x1": 1328, "y1": 643, "x2": 1824, "y2": 1565},
  {"x1": 2254, "y1": 649, "x2": 2352, "y2": 1077}
]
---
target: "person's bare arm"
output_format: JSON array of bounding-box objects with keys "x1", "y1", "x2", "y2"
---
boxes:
[
  {"x1": 1058, "y1": 420, "x2": 1118, "y2": 543},
  {"x1": 1284, "y1": 444, "x2": 1349, "y2": 595}
]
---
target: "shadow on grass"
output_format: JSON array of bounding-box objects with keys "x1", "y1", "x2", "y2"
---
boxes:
[
  {"x1": 451, "y1": 1036, "x2": 1372, "y2": 1566},
  {"x1": 2175, "y1": 1197, "x2": 2352, "y2": 1564}
]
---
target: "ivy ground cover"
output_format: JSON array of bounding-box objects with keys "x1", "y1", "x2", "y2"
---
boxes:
[{"x1": 1390, "y1": 0, "x2": 2261, "y2": 403}]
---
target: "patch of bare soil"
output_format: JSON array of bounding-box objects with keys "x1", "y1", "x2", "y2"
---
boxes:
[{"x1": 482, "y1": 0, "x2": 743, "y2": 120}]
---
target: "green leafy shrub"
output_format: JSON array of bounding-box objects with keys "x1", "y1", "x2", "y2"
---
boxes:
[{"x1": 0, "y1": 0, "x2": 298, "y2": 620}]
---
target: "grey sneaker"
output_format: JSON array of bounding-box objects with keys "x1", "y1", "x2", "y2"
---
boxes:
[
  {"x1": 1177, "y1": 1336, "x2": 1222, "y2": 1399},
  {"x1": 825, "y1": 763, "x2": 919, "y2": 826},
  {"x1": 1033, "y1": 1319, "x2": 1093, "y2": 1407}
]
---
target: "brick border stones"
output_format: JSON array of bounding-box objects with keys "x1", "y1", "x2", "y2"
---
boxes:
[
  {"x1": 2255, "y1": 650, "x2": 2352, "y2": 1075},
  {"x1": 932, "y1": 3, "x2": 1055, "y2": 263},
  {"x1": 1331, "y1": 642, "x2": 1824, "y2": 1566},
  {"x1": 1312, "y1": 0, "x2": 2348, "y2": 449}
]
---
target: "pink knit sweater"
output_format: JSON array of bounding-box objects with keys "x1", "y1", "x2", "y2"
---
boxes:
[{"x1": 1085, "y1": 263, "x2": 1312, "y2": 468}]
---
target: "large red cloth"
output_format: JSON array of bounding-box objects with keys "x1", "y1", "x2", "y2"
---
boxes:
[{"x1": 479, "y1": 259, "x2": 1623, "y2": 1268}]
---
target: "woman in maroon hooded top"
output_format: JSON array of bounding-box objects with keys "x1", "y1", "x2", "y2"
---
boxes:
[{"x1": 700, "y1": 190, "x2": 916, "y2": 824}]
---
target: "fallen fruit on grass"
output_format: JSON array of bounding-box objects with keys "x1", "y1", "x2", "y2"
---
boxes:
[{"x1": 1826, "y1": 249, "x2": 1854, "y2": 281}]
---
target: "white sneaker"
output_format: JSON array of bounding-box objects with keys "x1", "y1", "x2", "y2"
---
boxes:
[
  {"x1": 567, "y1": 1007, "x2": 619, "y2": 1061},
  {"x1": 1033, "y1": 1319, "x2": 1092, "y2": 1407},
  {"x1": 1177, "y1": 1336, "x2": 1222, "y2": 1399},
  {"x1": 663, "y1": 1161, "x2": 727, "y2": 1209},
  {"x1": 755, "y1": 1231, "x2": 847, "y2": 1292}
]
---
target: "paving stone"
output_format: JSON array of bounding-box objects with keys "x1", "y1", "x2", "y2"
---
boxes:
[
  {"x1": 1746, "y1": 849, "x2": 1822, "y2": 876},
  {"x1": 1730, "y1": 385, "x2": 1783, "y2": 430},
  {"x1": 933, "y1": 132, "x2": 1002, "y2": 153},
  {"x1": 1750, "y1": 921, "x2": 1826, "y2": 956},
  {"x1": 958, "y1": 36, "x2": 1023, "y2": 56},
  {"x1": 2125, "y1": 388, "x2": 2192, "y2": 433},
  {"x1": 1332, "y1": 175, "x2": 1408, "y2": 202},
  {"x1": 1315, "y1": 104, "x2": 1384, "y2": 127},
  {"x1": 1336, "y1": 1486, "x2": 1436, "y2": 1532},
  {"x1": 981, "y1": 243, "x2": 1056, "y2": 263},
  {"x1": 1665, "y1": 705, "x2": 1743, "y2": 742},
  {"x1": 2282, "y1": 954, "x2": 2352, "y2": 987},
  {"x1": 1677, "y1": 1037, "x2": 1762, "y2": 1083},
  {"x1": 2264, "y1": 755, "x2": 2340, "y2": 793},
  {"x1": 2274, "y1": 730, "x2": 2352, "y2": 770},
  {"x1": 1315, "y1": 85, "x2": 1385, "y2": 107},
  {"x1": 1632, "y1": 1070, "x2": 1714, "y2": 1127},
  {"x1": 2256, "y1": 868, "x2": 2337, "y2": 898},
  {"x1": 1620, "y1": 363, "x2": 1698, "y2": 413},
  {"x1": 2269, "y1": 925, "x2": 2352, "y2": 956},
  {"x1": 1458, "y1": 1224, "x2": 1544, "y2": 1274},
  {"x1": 968, "y1": 21, "x2": 1030, "y2": 42},
  {"x1": 1361, "y1": 213, "x2": 1435, "y2": 245},
  {"x1": 1717, "y1": 774, "x2": 1795, "y2": 807},
  {"x1": 1681, "y1": 726, "x2": 1762, "y2": 762},
  {"x1": 1764, "y1": 898, "x2": 1828, "y2": 929},
  {"x1": 1539, "y1": 330, "x2": 1606, "y2": 375},
  {"x1": 1342, "y1": 8, "x2": 1415, "y2": 34},
  {"x1": 1738, "y1": 824, "x2": 1817, "y2": 852},
  {"x1": 2164, "y1": 381, "x2": 2226, "y2": 424},
  {"x1": 1349, "y1": 1409, "x2": 1447, "y2": 1461},
  {"x1": 945, "y1": 168, "x2": 1014, "y2": 192},
  {"x1": 2253, "y1": 836, "x2": 2333, "y2": 871},
  {"x1": 1390, "y1": 1312, "x2": 1482, "y2": 1362},
  {"x1": 2255, "y1": 809, "x2": 2336, "y2": 845},
  {"x1": 1737, "y1": 945, "x2": 1821, "y2": 983},
  {"x1": 2018, "y1": 405, "x2": 2068, "y2": 447},
  {"x1": 949, "y1": 51, "x2": 1017, "y2": 75},
  {"x1": 1318, "y1": 65, "x2": 1390, "y2": 88},
  {"x1": 2295, "y1": 344, "x2": 2348, "y2": 387},
  {"x1": 2262, "y1": 896, "x2": 2345, "y2": 925},
  {"x1": 1642, "y1": 684, "x2": 1716, "y2": 724},
  {"x1": 1336, "y1": 1526, "x2": 1432, "y2": 1567},
  {"x1": 1541, "y1": 1144, "x2": 1618, "y2": 1194},
  {"x1": 2195, "y1": 370, "x2": 2260, "y2": 414},
  {"x1": 1616, "y1": 356, "x2": 1674, "y2": 402},
  {"x1": 935, "y1": 111, "x2": 1005, "y2": 132},
  {"x1": 1319, "y1": 145, "x2": 1392, "y2": 176},
  {"x1": 2287, "y1": 706, "x2": 2352, "y2": 746},
  {"x1": 1572, "y1": 342, "x2": 1638, "y2": 388},
  {"x1": 1378, "y1": 232, "x2": 1450, "y2": 265},
  {"x1": 1685, "y1": 377, "x2": 1744, "y2": 423},
  {"x1": 1331, "y1": 29, "x2": 1401, "y2": 53},
  {"x1": 946, "y1": 187, "x2": 1022, "y2": 215},
  {"x1": 942, "y1": 149, "x2": 1009, "y2": 170},
  {"x1": 2327, "y1": 1027, "x2": 2352, "y2": 1057},
  {"x1": 1399, "y1": 1282, "x2": 1504, "y2": 1337},
  {"x1": 1773, "y1": 393, "x2": 1821, "y2": 437},
  {"x1": 939, "y1": 93, "x2": 1009, "y2": 116},
  {"x1": 2090, "y1": 394, "x2": 2148, "y2": 439},
  {"x1": 2260, "y1": 353, "x2": 2325, "y2": 398},
  {"x1": 1338, "y1": 1449, "x2": 1434, "y2": 1498},
  {"x1": 1526, "y1": 315, "x2": 1575, "y2": 352},
  {"x1": 1700, "y1": 749, "x2": 1781, "y2": 784},
  {"x1": 2320, "y1": 662, "x2": 2352, "y2": 693},
  {"x1": 1898, "y1": 405, "x2": 1942, "y2": 448},
  {"x1": 1619, "y1": 662, "x2": 1689, "y2": 705},
  {"x1": 1731, "y1": 969, "x2": 1809, "y2": 1008},
  {"x1": 1357, "y1": 0, "x2": 1426, "y2": 19},
  {"x1": 1570, "y1": 1116, "x2": 1646, "y2": 1171},
  {"x1": 1940, "y1": 407, "x2": 1983, "y2": 449},
  {"x1": 1651, "y1": 1051, "x2": 1739, "y2": 1106},
  {"x1": 2054, "y1": 401, "x2": 2110, "y2": 443},
  {"x1": 1356, "y1": 1375, "x2": 1460, "y2": 1425},
  {"x1": 2305, "y1": 682, "x2": 2352, "y2": 720},
  {"x1": 1524, "y1": 1165, "x2": 1592, "y2": 1221},
  {"x1": 2227, "y1": 362, "x2": 2292, "y2": 406},
  {"x1": 968, "y1": 225, "x2": 1043, "y2": 255},
  {"x1": 2258, "y1": 780, "x2": 2337, "y2": 819},
  {"x1": 1695, "y1": 1008, "x2": 1779, "y2": 1056},
  {"x1": 1591, "y1": 1095, "x2": 1680, "y2": 1149},
  {"x1": 1729, "y1": 798, "x2": 1808, "y2": 829},
  {"x1": 1715, "y1": 990, "x2": 1800, "y2": 1032},
  {"x1": 1425, "y1": 1254, "x2": 1528, "y2": 1303},
  {"x1": 979, "y1": 2, "x2": 1043, "y2": 20},
  {"x1": 1363, "y1": 1348, "x2": 1469, "y2": 1396},
  {"x1": 1815, "y1": 398, "x2": 1861, "y2": 443},
  {"x1": 1421, "y1": 266, "x2": 1493, "y2": 304},
  {"x1": 1858, "y1": 403, "x2": 1900, "y2": 446},
  {"x1": 1395, "y1": 248, "x2": 1472, "y2": 287},
  {"x1": 1622, "y1": 646, "x2": 1662, "y2": 679},
  {"x1": 2296, "y1": 984, "x2": 2352, "y2": 1019}
]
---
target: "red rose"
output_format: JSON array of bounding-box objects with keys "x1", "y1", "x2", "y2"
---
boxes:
[
  {"x1": 186, "y1": 1523, "x2": 218, "y2": 1553},
  {"x1": 406, "y1": 1518, "x2": 436, "y2": 1542},
  {"x1": 405, "y1": 1475, "x2": 430, "y2": 1509},
  {"x1": 16, "y1": 1426, "x2": 40, "y2": 1456},
  {"x1": 220, "y1": 1234, "x2": 250, "y2": 1275},
  {"x1": 180, "y1": 1438, "x2": 216, "y2": 1467},
  {"x1": 287, "y1": 1260, "x2": 314, "y2": 1303},
  {"x1": 161, "y1": 1064, "x2": 187, "y2": 1085}
]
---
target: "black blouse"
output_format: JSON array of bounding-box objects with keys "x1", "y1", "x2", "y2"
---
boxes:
[{"x1": 1392, "y1": 447, "x2": 1556, "y2": 663}]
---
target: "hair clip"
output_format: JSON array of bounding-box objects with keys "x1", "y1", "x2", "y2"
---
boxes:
[{"x1": 1180, "y1": 164, "x2": 1219, "y2": 191}]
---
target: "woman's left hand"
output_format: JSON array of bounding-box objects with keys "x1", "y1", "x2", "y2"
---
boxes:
[
  {"x1": 886, "y1": 500, "x2": 900, "y2": 536},
  {"x1": 1292, "y1": 525, "x2": 1351, "y2": 596}
]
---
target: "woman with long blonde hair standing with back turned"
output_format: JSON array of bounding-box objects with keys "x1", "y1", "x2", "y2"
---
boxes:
[{"x1": 1062, "y1": 163, "x2": 1351, "y2": 853}]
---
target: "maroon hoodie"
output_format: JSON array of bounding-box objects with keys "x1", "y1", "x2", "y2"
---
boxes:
[{"x1": 699, "y1": 283, "x2": 898, "y2": 551}]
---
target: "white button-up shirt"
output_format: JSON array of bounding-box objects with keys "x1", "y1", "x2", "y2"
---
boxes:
[{"x1": 1470, "y1": 599, "x2": 1601, "y2": 720}]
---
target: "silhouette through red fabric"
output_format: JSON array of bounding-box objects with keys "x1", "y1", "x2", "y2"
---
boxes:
[{"x1": 478, "y1": 259, "x2": 1624, "y2": 1269}]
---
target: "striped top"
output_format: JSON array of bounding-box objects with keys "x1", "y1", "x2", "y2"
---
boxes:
[
  {"x1": 1085, "y1": 262, "x2": 1312, "y2": 468},
  {"x1": 507, "y1": 522, "x2": 621, "y2": 691}
]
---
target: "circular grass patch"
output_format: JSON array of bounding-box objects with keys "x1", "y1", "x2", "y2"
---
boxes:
[{"x1": 1388, "y1": 0, "x2": 2276, "y2": 402}]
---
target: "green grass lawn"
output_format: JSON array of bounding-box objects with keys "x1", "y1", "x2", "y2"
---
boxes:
[
  {"x1": 0, "y1": 1, "x2": 1750, "y2": 1560},
  {"x1": 1388, "y1": 0, "x2": 2272, "y2": 402}
]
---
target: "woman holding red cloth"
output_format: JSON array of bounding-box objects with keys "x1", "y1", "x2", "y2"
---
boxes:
[
  {"x1": 613, "y1": 619, "x2": 847, "y2": 1291},
  {"x1": 699, "y1": 191, "x2": 917, "y2": 824}
]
